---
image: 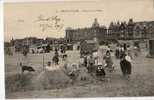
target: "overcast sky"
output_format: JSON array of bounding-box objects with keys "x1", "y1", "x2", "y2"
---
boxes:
[{"x1": 4, "y1": 0, "x2": 154, "y2": 42}]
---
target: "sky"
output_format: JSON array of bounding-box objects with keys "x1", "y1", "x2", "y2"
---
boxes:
[{"x1": 4, "y1": 0, "x2": 154, "y2": 42}]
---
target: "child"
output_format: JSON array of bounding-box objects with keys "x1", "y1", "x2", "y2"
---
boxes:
[{"x1": 96, "y1": 64, "x2": 106, "y2": 81}]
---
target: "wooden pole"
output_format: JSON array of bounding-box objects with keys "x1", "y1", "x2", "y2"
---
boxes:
[
  {"x1": 42, "y1": 44, "x2": 45, "y2": 71},
  {"x1": 43, "y1": 50, "x2": 45, "y2": 70}
]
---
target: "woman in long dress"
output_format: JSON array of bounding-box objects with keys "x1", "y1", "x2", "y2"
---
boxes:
[
  {"x1": 87, "y1": 55, "x2": 95, "y2": 73},
  {"x1": 103, "y1": 51, "x2": 114, "y2": 72},
  {"x1": 120, "y1": 52, "x2": 132, "y2": 79}
]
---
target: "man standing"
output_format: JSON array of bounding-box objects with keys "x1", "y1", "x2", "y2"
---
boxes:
[{"x1": 52, "y1": 49, "x2": 59, "y2": 65}]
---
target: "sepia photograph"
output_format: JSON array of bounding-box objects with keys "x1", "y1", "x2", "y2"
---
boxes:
[{"x1": 3, "y1": 0, "x2": 154, "y2": 99}]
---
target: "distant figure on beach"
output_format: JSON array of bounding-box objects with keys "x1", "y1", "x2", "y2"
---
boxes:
[
  {"x1": 22, "y1": 45, "x2": 29, "y2": 57},
  {"x1": 87, "y1": 54, "x2": 95, "y2": 73},
  {"x1": 55, "y1": 48, "x2": 59, "y2": 57},
  {"x1": 83, "y1": 55, "x2": 88, "y2": 68},
  {"x1": 52, "y1": 49, "x2": 59, "y2": 65},
  {"x1": 115, "y1": 44, "x2": 120, "y2": 59},
  {"x1": 119, "y1": 45, "x2": 125, "y2": 60},
  {"x1": 123, "y1": 43, "x2": 127, "y2": 51},
  {"x1": 133, "y1": 45, "x2": 141, "y2": 57}
]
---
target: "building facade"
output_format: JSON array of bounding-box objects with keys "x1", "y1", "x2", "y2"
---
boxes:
[
  {"x1": 65, "y1": 18, "x2": 107, "y2": 43},
  {"x1": 65, "y1": 18, "x2": 154, "y2": 43}
]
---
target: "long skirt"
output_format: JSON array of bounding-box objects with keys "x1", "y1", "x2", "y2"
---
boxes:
[{"x1": 120, "y1": 60, "x2": 132, "y2": 75}]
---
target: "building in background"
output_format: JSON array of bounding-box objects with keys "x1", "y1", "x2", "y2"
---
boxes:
[
  {"x1": 65, "y1": 18, "x2": 107, "y2": 43},
  {"x1": 65, "y1": 18, "x2": 154, "y2": 44}
]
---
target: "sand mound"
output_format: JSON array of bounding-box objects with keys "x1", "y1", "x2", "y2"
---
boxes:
[
  {"x1": 32, "y1": 69, "x2": 71, "y2": 90},
  {"x1": 77, "y1": 67, "x2": 92, "y2": 81},
  {"x1": 6, "y1": 69, "x2": 72, "y2": 92},
  {"x1": 5, "y1": 73, "x2": 35, "y2": 93},
  {"x1": 5, "y1": 64, "x2": 94, "y2": 93}
]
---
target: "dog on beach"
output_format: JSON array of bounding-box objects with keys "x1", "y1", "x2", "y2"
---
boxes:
[{"x1": 19, "y1": 63, "x2": 35, "y2": 73}]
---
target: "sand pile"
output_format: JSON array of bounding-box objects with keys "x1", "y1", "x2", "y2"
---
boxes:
[
  {"x1": 32, "y1": 69, "x2": 71, "y2": 90},
  {"x1": 5, "y1": 73, "x2": 35, "y2": 93},
  {"x1": 6, "y1": 63, "x2": 94, "y2": 92},
  {"x1": 76, "y1": 67, "x2": 92, "y2": 81}
]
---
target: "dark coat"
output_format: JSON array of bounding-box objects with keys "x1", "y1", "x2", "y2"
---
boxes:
[
  {"x1": 120, "y1": 59, "x2": 132, "y2": 75},
  {"x1": 52, "y1": 55, "x2": 59, "y2": 64}
]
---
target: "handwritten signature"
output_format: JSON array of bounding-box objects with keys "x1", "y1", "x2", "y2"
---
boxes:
[{"x1": 35, "y1": 15, "x2": 64, "y2": 32}]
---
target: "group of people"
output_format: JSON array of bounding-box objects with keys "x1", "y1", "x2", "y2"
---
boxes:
[
  {"x1": 80, "y1": 46, "x2": 114, "y2": 80},
  {"x1": 81, "y1": 43, "x2": 136, "y2": 80},
  {"x1": 115, "y1": 43, "x2": 140, "y2": 59},
  {"x1": 45, "y1": 47, "x2": 68, "y2": 72},
  {"x1": 52, "y1": 47, "x2": 67, "y2": 65},
  {"x1": 45, "y1": 43, "x2": 137, "y2": 81}
]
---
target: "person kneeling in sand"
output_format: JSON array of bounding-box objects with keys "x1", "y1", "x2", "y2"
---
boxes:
[
  {"x1": 45, "y1": 61, "x2": 52, "y2": 71},
  {"x1": 45, "y1": 61, "x2": 59, "y2": 71}
]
